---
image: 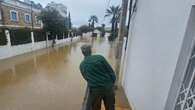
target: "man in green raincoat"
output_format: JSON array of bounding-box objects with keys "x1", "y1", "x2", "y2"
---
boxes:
[{"x1": 80, "y1": 44, "x2": 116, "y2": 110}]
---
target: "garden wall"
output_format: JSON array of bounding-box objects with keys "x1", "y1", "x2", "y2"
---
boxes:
[{"x1": 0, "y1": 36, "x2": 81, "y2": 60}]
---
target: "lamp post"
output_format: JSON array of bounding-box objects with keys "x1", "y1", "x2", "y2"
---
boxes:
[
  {"x1": 30, "y1": 1, "x2": 34, "y2": 30},
  {"x1": 30, "y1": 1, "x2": 34, "y2": 45}
]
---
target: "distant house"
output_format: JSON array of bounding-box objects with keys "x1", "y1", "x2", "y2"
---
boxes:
[{"x1": 0, "y1": 0, "x2": 42, "y2": 30}]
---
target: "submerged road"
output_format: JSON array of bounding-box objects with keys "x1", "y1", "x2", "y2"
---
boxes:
[{"x1": 0, "y1": 36, "x2": 130, "y2": 110}]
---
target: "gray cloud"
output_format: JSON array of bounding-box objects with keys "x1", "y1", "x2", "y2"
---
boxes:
[{"x1": 32, "y1": 0, "x2": 121, "y2": 27}]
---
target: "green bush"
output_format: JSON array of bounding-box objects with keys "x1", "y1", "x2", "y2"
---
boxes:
[
  {"x1": 10, "y1": 29, "x2": 32, "y2": 45},
  {"x1": 78, "y1": 25, "x2": 91, "y2": 34},
  {"x1": 92, "y1": 33, "x2": 97, "y2": 37},
  {"x1": 108, "y1": 32, "x2": 118, "y2": 41},
  {"x1": 34, "y1": 30, "x2": 46, "y2": 42},
  {"x1": 0, "y1": 29, "x2": 7, "y2": 46}
]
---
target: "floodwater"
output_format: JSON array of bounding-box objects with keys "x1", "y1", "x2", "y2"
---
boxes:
[{"x1": 0, "y1": 36, "x2": 130, "y2": 110}]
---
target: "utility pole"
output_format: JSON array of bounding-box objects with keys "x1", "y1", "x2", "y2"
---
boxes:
[
  {"x1": 30, "y1": 1, "x2": 35, "y2": 45},
  {"x1": 116, "y1": 0, "x2": 129, "y2": 59},
  {"x1": 30, "y1": 1, "x2": 34, "y2": 30},
  {"x1": 115, "y1": 0, "x2": 129, "y2": 85},
  {"x1": 118, "y1": 0, "x2": 129, "y2": 42}
]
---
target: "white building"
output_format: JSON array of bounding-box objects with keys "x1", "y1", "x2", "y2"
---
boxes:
[
  {"x1": 122, "y1": 0, "x2": 195, "y2": 110},
  {"x1": 47, "y1": 2, "x2": 67, "y2": 18}
]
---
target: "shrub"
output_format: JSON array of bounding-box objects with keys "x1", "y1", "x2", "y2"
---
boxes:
[
  {"x1": 108, "y1": 31, "x2": 118, "y2": 41},
  {"x1": 34, "y1": 30, "x2": 46, "y2": 42},
  {"x1": 92, "y1": 33, "x2": 97, "y2": 37},
  {"x1": 0, "y1": 29, "x2": 7, "y2": 46},
  {"x1": 10, "y1": 29, "x2": 31, "y2": 45},
  {"x1": 78, "y1": 25, "x2": 91, "y2": 34}
]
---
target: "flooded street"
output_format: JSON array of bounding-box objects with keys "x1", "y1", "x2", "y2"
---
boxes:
[{"x1": 0, "y1": 36, "x2": 129, "y2": 110}]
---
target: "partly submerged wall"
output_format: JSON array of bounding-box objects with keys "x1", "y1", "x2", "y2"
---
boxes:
[{"x1": 0, "y1": 36, "x2": 81, "y2": 60}]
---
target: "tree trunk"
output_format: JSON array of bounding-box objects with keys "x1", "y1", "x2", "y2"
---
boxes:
[
  {"x1": 114, "y1": 21, "x2": 118, "y2": 38},
  {"x1": 111, "y1": 22, "x2": 115, "y2": 37},
  {"x1": 92, "y1": 21, "x2": 95, "y2": 31}
]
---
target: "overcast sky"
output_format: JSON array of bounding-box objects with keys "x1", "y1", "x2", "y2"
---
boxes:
[{"x1": 31, "y1": 0, "x2": 121, "y2": 27}]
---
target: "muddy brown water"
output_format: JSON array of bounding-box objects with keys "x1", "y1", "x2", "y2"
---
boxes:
[{"x1": 0, "y1": 37, "x2": 129, "y2": 110}]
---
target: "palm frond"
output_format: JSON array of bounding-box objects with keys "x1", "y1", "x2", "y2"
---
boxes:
[{"x1": 105, "y1": 5, "x2": 121, "y2": 24}]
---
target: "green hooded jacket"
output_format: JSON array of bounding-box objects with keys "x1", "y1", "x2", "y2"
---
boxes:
[{"x1": 80, "y1": 55, "x2": 116, "y2": 89}]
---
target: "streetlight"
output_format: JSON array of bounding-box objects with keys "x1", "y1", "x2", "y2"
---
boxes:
[{"x1": 30, "y1": 1, "x2": 34, "y2": 30}]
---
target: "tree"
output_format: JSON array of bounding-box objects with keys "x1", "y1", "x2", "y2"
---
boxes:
[
  {"x1": 36, "y1": 3, "x2": 43, "y2": 9},
  {"x1": 71, "y1": 27, "x2": 78, "y2": 36},
  {"x1": 88, "y1": 15, "x2": 98, "y2": 31},
  {"x1": 64, "y1": 17, "x2": 69, "y2": 37},
  {"x1": 95, "y1": 24, "x2": 106, "y2": 37},
  {"x1": 78, "y1": 25, "x2": 91, "y2": 35},
  {"x1": 38, "y1": 6, "x2": 66, "y2": 39},
  {"x1": 101, "y1": 24, "x2": 106, "y2": 37},
  {"x1": 68, "y1": 12, "x2": 72, "y2": 30},
  {"x1": 105, "y1": 5, "x2": 121, "y2": 41}
]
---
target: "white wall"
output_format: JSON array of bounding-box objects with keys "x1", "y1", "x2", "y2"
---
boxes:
[
  {"x1": 122, "y1": 0, "x2": 194, "y2": 110},
  {"x1": 0, "y1": 36, "x2": 81, "y2": 60}
]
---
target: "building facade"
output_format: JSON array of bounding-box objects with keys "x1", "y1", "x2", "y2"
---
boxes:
[
  {"x1": 0, "y1": 0, "x2": 42, "y2": 29},
  {"x1": 122, "y1": 0, "x2": 195, "y2": 110}
]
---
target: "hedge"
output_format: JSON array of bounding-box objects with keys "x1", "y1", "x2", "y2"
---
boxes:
[
  {"x1": 0, "y1": 29, "x2": 7, "y2": 46},
  {"x1": 34, "y1": 30, "x2": 46, "y2": 42},
  {"x1": 10, "y1": 29, "x2": 32, "y2": 45}
]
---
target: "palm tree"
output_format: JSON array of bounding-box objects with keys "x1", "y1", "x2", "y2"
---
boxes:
[
  {"x1": 105, "y1": 5, "x2": 121, "y2": 40},
  {"x1": 88, "y1": 15, "x2": 98, "y2": 31}
]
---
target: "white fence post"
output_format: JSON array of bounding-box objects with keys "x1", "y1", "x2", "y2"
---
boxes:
[
  {"x1": 31, "y1": 31, "x2": 34, "y2": 45},
  {"x1": 46, "y1": 32, "x2": 49, "y2": 48},
  {"x1": 5, "y1": 30, "x2": 11, "y2": 47}
]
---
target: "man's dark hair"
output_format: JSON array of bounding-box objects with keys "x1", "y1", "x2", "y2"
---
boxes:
[{"x1": 81, "y1": 44, "x2": 92, "y2": 57}]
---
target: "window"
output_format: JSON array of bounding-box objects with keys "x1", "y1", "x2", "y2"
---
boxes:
[
  {"x1": 35, "y1": 16, "x2": 41, "y2": 24},
  {"x1": 24, "y1": 14, "x2": 31, "y2": 23},
  {"x1": 10, "y1": 10, "x2": 18, "y2": 21}
]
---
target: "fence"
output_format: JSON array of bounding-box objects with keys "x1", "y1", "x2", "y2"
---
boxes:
[
  {"x1": 0, "y1": 29, "x2": 7, "y2": 46},
  {"x1": 10, "y1": 29, "x2": 32, "y2": 45},
  {"x1": 0, "y1": 29, "x2": 86, "y2": 60}
]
